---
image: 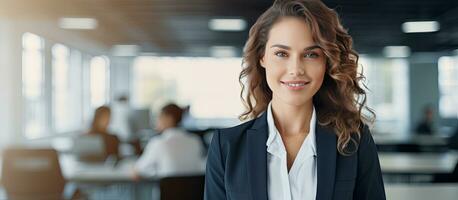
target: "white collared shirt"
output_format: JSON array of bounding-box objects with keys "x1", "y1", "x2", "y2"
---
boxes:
[
  {"x1": 135, "y1": 128, "x2": 205, "y2": 177},
  {"x1": 266, "y1": 102, "x2": 317, "y2": 200}
]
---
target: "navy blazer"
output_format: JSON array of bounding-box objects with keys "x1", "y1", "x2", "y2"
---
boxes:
[{"x1": 204, "y1": 111, "x2": 386, "y2": 200}]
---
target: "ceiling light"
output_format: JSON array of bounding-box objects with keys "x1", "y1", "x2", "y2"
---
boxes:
[
  {"x1": 209, "y1": 18, "x2": 246, "y2": 31},
  {"x1": 402, "y1": 21, "x2": 440, "y2": 33},
  {"x1": 59, "y1": 17, "x2": 98, "y2": 30},
  {"x1": 383, "y1": 46, "x2": 411, "y2": 58}
]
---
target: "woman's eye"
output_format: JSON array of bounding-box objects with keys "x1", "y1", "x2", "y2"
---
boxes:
[
  {"x1": 304, "y1": 52, "x2": 319, "y2": 58},
  {"x1": 275, "y1": 51, "x2": 288, "y2": 57}
]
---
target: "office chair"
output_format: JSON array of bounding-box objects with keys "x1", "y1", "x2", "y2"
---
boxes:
[
  {"x1": 1, "y1": 148, "x2": 83, "y2": 200},
  {"x1": 159, "y1": 175, "x2": 205, "y2": 200}
]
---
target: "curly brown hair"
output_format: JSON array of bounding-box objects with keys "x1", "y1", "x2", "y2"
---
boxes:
[{"x1": 239, "y1": 0, "x2": 375, "y2": 155}]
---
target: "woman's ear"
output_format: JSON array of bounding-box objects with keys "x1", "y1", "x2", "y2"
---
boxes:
[{"x1": 260, "y1": 55, "x2": 266, "y2": 68}]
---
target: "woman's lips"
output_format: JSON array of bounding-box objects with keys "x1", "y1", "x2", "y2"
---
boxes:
[{"x1": 280, "y1": 80, "x2": 310, "y2": 90}]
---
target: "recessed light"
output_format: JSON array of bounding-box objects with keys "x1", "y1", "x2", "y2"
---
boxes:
[
  {"x1": 402, "y1": 21, "x2": 440, "y2": 33},
  {"x1": 209, "y1": 18, "x2": 246, "y2": 31},
  {"x1": 59, "y1": 18, "x2": 98, "y2": 30}
]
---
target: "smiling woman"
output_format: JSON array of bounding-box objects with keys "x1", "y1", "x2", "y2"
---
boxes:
[
  {"x1": 260, "y1": 16, "x2": 326, "y2": 109},
  {"x1": 205, "y1": 0, "x2": 385, "y2": 200}
]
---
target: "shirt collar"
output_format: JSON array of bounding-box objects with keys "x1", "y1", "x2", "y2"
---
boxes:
[{"x1": 266, "y1": 101, "x2": 317, "y2": 156}]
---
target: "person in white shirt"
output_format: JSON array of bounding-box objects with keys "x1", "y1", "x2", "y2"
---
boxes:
[{"x1": 132, "y1": 103, "x2": 205, "y2": 179}]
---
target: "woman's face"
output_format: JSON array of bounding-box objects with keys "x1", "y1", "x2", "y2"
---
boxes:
[
  {"x1": 260, "y1": 16, "x2": 326, "y2": 106},
  {"x1": 95, "y1": 112, "x2": 110, "y2": 131}
]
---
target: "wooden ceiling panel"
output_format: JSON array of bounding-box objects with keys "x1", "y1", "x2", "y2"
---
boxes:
[{"x1": 1, "y1": 0, "x2": 457, "y2": 55}]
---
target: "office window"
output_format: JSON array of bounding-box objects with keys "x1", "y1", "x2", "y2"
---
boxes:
[
  {"x1": 90, "y1": 56, "x2": 110, "y2": 108},
  {"x1": 52, "y1": 44, "x2": 83, "y2": 133},
  {"x1": 131, "y1": 57, "x2": 244, "y2": 122},
  {"x1": 438, "y1": 56, "x2": 458, "y2": 118},
  {"x1": 359, "y1": 57, "x2": 410, "y2": 134},
  {"x1": 22, "y1": 33, "x2": 47, "y2": 138}
]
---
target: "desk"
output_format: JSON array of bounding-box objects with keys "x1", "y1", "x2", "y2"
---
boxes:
[
  {"x1": 374, "y1": 134, "x2": 449, "y2": 152},
  {"x1": 385, "y1": 184, "x2": 458, "y2": 200},
  {"x1": 60, "y1": 156, "x2": 151, "y2": 184},
  {"x1": 374, "y1": 135, "x2": 448, "y2": 146},
  {"x1": 379, "y1": 152, "x2": 458, "y2": 175},
  {"x1": 0, "y1": 156, "x2": 159, "y2": 184},
  {"x1": 1, "y1": 156, "x2": 163, "y2": 199}
]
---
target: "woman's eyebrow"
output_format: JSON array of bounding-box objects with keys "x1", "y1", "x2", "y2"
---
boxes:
[
  {"x1": 270, "y1": 44, "x2": 291, "y2": 50},
  {"x1": 270, "y1": 44, "x2": 321, "y2": 51},
  {"x1": 304, "y1": 45, "x2": 321, "y2": 51}
]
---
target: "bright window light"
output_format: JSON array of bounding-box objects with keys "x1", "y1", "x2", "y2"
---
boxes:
[
  {"x1": 209, "y1": 18, "x2": 246, "y2": 31},
  {"x1": 90, "y1": 56, "x2": 109, "y2": 108},
  {"x1": 402, "y1": 21, "x2": 440, "y2": 33},
  {"x1": 131, "y1": 56, "x2": 244, "y2": 121}
]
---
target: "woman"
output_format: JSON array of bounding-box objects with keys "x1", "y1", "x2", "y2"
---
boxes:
[
  {"x1": 204, "y1": 0, "x2": 385, "y2": 199},
  {"x1": 87, "y1": 106, "x2": 120, "y2": 160}
]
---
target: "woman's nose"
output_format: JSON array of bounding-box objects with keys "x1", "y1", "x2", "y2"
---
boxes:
[{"x1": 287, "y1": 57, "x2": 305, "y2": 76}]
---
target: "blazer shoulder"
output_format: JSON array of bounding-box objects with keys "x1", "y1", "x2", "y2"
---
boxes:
[
  {"x1": 356, "y1": 123, "x2": 379, "y2": 161},
  {"x1": 359, "y1": 123, "x2": 375, "y2": 146},
  {"x1": 216, "y1": 118, "x2": 257, "y2": 141}
]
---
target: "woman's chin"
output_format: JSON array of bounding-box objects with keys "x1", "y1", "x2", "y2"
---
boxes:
[{"x1": 276, "y1": 96, "x2": 312, "y2": 107}]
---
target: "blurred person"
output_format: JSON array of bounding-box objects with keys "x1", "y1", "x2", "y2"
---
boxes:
[
  {"x1": 204, "y1": 0, "x2": 385, "y2": 199},
  {"x1": 87, "y1": 106, "x2": 120, "y2": 160},
  {"x1": 132, "y1": 103, "x2": 205, "y2": 179},
  {"x1": 415, "y1": 104, "x2": 435, "y2": 135}
]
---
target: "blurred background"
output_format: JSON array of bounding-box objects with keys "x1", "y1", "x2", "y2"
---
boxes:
[{"x1": 0, "y1": 0, "x2": 458, "y2": 199}]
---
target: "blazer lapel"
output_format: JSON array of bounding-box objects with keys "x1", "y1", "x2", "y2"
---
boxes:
[
  {"x1": 246, "y1": 111, "x2": 268, "y2": 200},
  {"x1": 315, "y1": 123, "x2": 337, "y2": 200}
]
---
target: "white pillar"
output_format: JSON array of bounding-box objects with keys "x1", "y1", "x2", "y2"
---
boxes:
[{"x1": 0, "y1": 19, "x2": 23, "y2": 147}]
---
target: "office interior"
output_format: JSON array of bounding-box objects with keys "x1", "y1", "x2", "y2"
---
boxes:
[{"x1": 1, "y1": 0, "x2": 458, "y2": 199}]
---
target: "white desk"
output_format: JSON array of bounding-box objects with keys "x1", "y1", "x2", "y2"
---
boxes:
[
  {"x1": 379, "y1": 152, "x2": 458, "y2": 174},
  {"x1": 385, "y1": 184, "x2": 458, "y2": 200},
  {"x1": 60, "y1": 156, "x2": 147, "y2": 183}
]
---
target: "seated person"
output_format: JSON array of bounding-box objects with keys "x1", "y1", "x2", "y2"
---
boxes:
[
  {"x1": 87, "y1": 106, "x2": 120, "y2": 160},
  {"x1": 132, "y1": 103, "x2": 205, "y2": 178},
  {"x1": 415, "y1": 105, "x2": 435, "y2": 135}
]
